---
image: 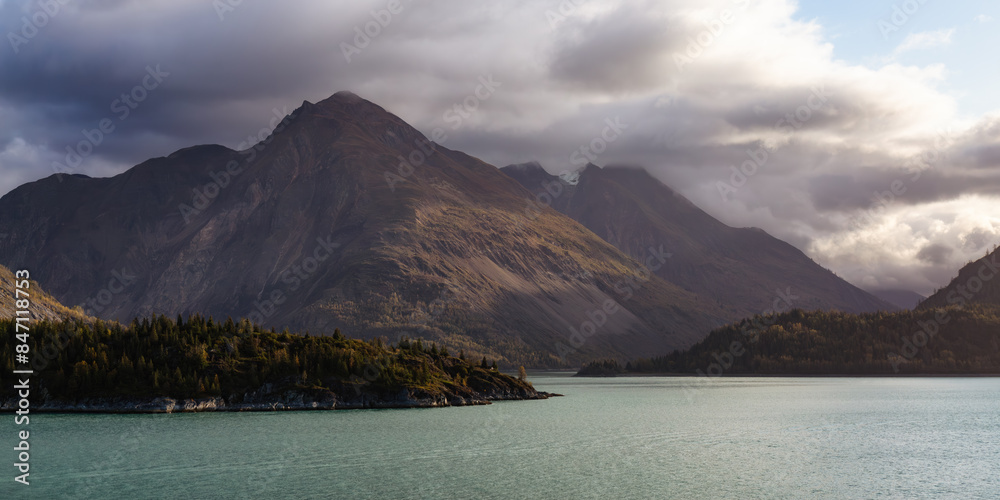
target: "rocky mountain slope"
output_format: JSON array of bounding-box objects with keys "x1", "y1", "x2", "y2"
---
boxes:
[
  {"x1": 0, "y1": 264, "x2": 85, "y2": 321},
  {"x1": 501, "y1": 162, "x2": 895, "y2": 318},
  {"x1": 0, "y1": 92, "x2": 730, "y2": 366}
]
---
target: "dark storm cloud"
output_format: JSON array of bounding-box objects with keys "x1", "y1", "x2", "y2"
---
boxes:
[
  {"x1": 0, "y1": 0, "x2": 367, "y2": 190},
  {"x1": 916, "y1": 243, "x2": 954, "y2": 265},
  {"x1": 1, "y1": 0, "x2": 999, "y2": 295}
]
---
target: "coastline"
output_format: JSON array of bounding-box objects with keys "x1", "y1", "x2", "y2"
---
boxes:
[
  {"x1": 1, "y1": 390, "x2": 561, "y2": 414},
  {"x1": 574, "y1": 372, "x2": 1000, "y2": 378}
]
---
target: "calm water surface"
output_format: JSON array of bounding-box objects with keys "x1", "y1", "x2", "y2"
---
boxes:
[{"x1": 3, "y1": 374, "x2": 998, "y2": 499}]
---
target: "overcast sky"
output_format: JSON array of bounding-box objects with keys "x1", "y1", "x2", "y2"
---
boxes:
[{"x1": 1, "y1": 0, "x2": 999, "y2": 296}]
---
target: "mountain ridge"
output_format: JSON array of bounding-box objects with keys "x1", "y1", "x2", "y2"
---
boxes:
[
  {"x1": 0, "y1": 92, "x2": 731, "y2": 367},
  {"x1": 500, "y1": 162, "x2": 896, "y2": 319},
  {"x1": 919, "y1": 246, "x2": 1000, "y2": 309}
]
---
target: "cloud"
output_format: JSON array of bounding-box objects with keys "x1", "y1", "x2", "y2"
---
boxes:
[
  {"x1": 891, "y1": 28, "x2": 955, "y2": 57},
  {"x1": 975, "y1": 14, "x2": 993, "y2": 23},
  {"x1": 917, "y1": 243, "x2": 954, "y2": 265},
  {"x1": 0, "y1": 0, "x2": 997, "y2": 296}
]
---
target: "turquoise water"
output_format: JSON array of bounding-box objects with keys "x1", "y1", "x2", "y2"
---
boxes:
[{"x1": 3, "y1": 374, "x2": 999, "y2": 499}]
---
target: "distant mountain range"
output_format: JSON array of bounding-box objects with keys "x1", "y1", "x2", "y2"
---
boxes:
[
  {"x1": 0, "y1": 92, "x2": 894, "y2": 366},
  {"x1": 580, "y1": 246, "x2": 1000, "y2": 376},
  {"x1": 867, "y1": 289, "x2": 926, "y2": 310},
  {"x1": 500, "y1": 162, "x2": 895, "y2": 317}
]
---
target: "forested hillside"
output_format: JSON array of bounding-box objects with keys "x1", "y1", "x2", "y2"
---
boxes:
[
  {"x1": 0, "y1": 315, "x2": 541, "y2": 408},
  {"x1": 580, "y1": 306, "x2": 1000, "y2": 375}
]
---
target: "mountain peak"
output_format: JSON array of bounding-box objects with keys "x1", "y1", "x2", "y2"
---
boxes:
[
  {"x1": 332, "y1": 90, "x2": 361, "y2": 99},
  {"x1": 315, "y1": 90, "x2": 375, "y2": 110},
  {"x1": 303, "y1": 91, "x2": 428, "y2": 147},
  {"x1": 505, "y1": 161, "x2": 546, "y2": 173},
  {"x1": 500, "y1": 161, "x2": 896, "y2": 316}
]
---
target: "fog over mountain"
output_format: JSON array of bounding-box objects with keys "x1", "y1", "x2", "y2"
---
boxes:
[{"x1": 1, "y1": 0, "x2": 999, "y2": 296}]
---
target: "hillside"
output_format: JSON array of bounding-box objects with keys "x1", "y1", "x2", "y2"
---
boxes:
[
  {"x1": 0, "y1": 92, "x2": 730, "y2": 367},
  {"x1": 919, "y1": 247, "x2": 1000, "y2": 309},
  {"x1": 501, "y1": 163, "x2": 895, "y2": 318},
  {"x1": 0, "y1": 264, "x2": 86, "y2": 322},
  {"x1": 579, "y1": 306, "x2": 1000, "y2": 375}
]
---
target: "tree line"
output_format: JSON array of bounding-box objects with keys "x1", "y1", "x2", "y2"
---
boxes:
[
  {"x1": 579, "y1": 305, "x2": 1000, "y2": 375},
  {"x1": 0, "y1": 314, "x2": 529, "y2": 403}
]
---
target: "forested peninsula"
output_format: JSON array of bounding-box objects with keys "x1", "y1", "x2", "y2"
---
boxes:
[{"x1": 1, "y1": 315, "x2": 552, "y2": 413}]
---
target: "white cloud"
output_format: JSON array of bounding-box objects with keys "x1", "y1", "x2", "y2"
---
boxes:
[
  {"x1": 891, "y1": 28, "x2": 955, "y2": 57},
  {"x1": 809, "y1": 196, "x2": 1000, "y2": 293},
  {"x1": 975, "y1": 14, "x2": 993, "y2": 23}
]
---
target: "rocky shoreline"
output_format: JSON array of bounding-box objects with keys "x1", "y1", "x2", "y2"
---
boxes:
[{"x1": 1, "y1": 385, "x2": 560, "y2": 414}]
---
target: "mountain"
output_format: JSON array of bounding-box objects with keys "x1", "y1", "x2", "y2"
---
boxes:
[
  {"x1": 500, "y1": 162, "x2": 895, "y2": 318},
  {"x1": 0, "y1": 92, "x2": 731, "y2": 367},
  {"x1": 868, "y1": 289, "x2": 925, "y2": 310},
  {"x1": 919, "y1": 246, "x2": 1000, "y2": 309},
  {"x1": 0, "y1": 264, "x2": 85, "y2": 322}
]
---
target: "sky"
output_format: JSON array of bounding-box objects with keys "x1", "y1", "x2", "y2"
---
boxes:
[{"x1": 1, "y1": 0, "x2": 999, "y2": 296}]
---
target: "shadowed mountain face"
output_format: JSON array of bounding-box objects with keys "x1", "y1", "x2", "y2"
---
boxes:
[
  {"x1": 0, "y1": 92, "x2": 731, "y2": 367},
  {"x1": 919, "y1": 247, "x2": 1000, "y2": 309},
  {"x1": 501, "y1": 162, "x2": 895, "y2": 318}
]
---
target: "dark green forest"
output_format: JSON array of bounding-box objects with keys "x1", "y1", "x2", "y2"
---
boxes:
[
  {"x1": 1, "y1": 315, "x2": 533, "y2": 404},
  {"x1": 579, "y1": 306, "x2": 1000, "y2": 376}
]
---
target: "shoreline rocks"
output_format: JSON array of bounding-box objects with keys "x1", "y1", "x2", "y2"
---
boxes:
[{"x1": 0, "y1": 387, "x2": 559, "y2": 414}]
